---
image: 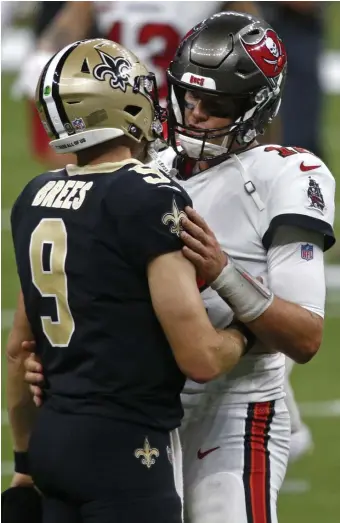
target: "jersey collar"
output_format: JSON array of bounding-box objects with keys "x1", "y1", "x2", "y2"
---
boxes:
[{"x1": 65, "y1": 158, "x2": 142, "y2": 176}]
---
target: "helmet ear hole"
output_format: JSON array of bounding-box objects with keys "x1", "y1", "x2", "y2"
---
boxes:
[
  {"x1": 124, "y1": 105, "x2": 142, "y2": 116},
  {"x1": 245, "y1": 28, "x2": 261, "y2": 37},
  {"x1": 81, "y1": 58, "x2": 90, "y2": 74}
]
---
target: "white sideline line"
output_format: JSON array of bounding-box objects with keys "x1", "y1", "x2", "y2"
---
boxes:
[
  {"x1": 281, "y1": 479, "x2": 310, "y2": 494},
  {"x1": 1, "y1": 208, "x2": 11, "y2": 231},
  {"x1": 2, "y1": 309, "x2": 14, "y2": 330},
  {"x1": 2, "y1": 411, "x2": 8, "y2": 425},
  {"x1": 2, "y1": 461, "x2": 14, "y2": 476},
  {"x1": 326, "y1": 266, "x2": 340, "y2": 289},
  {"x1": 299, "y1": 399, "x2": 340, "y2": 417}
]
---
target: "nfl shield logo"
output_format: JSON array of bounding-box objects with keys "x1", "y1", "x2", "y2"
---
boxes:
[
  {"x1": 301, "y1": 244, "x2": 314, "y2": 261},
  {"x1": 72, "y1": 118, "x2": 86, "y2": 131}
]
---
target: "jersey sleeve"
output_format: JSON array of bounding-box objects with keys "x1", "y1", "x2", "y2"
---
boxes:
[
  {"x1": 267, "y1": 226, "x2": 326, "y2": 318},
  {"x1": 262, "y1": 156, "x2": 336, "y2": 251},
  {"x1": 10, "y1": 188, "x2": 27, "y2": 243},
  {"x1": 113, "y1": 176, "x2": 192, "y2": 272}
]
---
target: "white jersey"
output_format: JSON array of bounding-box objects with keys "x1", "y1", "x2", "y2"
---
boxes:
[
  {"x1": 94, "y1": 1, "x2": 222, "y2": 101},
  {"x1": 149, "y1": 144, "x2": 335, "y2": 407}
]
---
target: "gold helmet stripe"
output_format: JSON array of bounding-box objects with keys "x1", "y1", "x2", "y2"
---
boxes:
[{"x1": 42, "y1": 41, "x2": 81, "y2": 139}]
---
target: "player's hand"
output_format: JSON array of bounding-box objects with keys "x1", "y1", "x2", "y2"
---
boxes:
[
  {"x1": 10, "y1": 473, "x2": 34, "y2": 488},
  {"x1": 23, "y1": 343, "x2": 44, "y2": 407},
  {"x1": 181, "y1": 206, "x2": 228, "y2": 284}
]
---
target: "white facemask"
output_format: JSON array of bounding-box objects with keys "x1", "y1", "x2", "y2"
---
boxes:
[{"x1": 178, "y1": 133, "x2": 229, "y2": 159}]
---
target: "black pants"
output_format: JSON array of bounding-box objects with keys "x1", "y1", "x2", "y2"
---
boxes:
[{"x1": 29, "y1": 407, "x2": 182, "y2": 523}]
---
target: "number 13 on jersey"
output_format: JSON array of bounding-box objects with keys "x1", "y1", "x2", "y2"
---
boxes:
[{"x1": 29, "y1": 218, "x2": 75, "y2": 347}]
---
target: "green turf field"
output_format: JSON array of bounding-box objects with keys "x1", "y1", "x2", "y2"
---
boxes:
[{"x1": 1, "y1": 4, "x2": 340, "y2": 520}]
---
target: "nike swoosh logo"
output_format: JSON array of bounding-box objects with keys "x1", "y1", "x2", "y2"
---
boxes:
[
  {"x1": 300, "y1": 162, "x2": 321, "y2": 172},
  {"x1": 197, "y1": 446, "x2": 220, "y2": 459}
]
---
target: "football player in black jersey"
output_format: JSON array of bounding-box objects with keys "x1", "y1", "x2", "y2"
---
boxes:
[{"x1": 7, "y1": 39, "x2": 249, "y2": 523}]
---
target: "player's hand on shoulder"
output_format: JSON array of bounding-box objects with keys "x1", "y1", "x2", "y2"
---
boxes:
[{"x1": 181, "y1": 206, "x2": 228, "y2": 284}]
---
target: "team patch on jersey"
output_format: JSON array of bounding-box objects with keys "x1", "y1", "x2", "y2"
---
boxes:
[
  {"x1": 93, "y1": 50, "x2": 131, "y2": 92},
  {"x1": 162, "y1": 197, "x2": 186, "y2": 237},
  {"x1": 307, "y1": 176, "x2": 325, "y2": 214},
  {"x1": 134, "y1": 437, "x2": 159, "y2": 469},
  {"x1": 301, "y1": 243, "x2": 314, "y2": 261}
]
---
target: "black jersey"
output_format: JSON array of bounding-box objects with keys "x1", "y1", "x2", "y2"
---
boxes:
[{"x1": 11, "y1": 160, "x2": 192, "y2": 430}]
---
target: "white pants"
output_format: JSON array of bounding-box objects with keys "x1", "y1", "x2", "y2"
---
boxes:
[
  {"x1": 181, "y1": 399, "x2": 290, "y2": 523},
  {"x1": 171, "y1": 428, "x2": 184, "y2": 522},
  {"x1": 284, "y1": 356, "x2": 304, "y2": 434}
]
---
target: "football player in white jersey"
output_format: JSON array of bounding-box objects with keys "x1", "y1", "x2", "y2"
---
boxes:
[
  {"x1": 151, "y1": 11, "x2": 334, "y2": 523},
  {"x1": 21, "y1": 11, "x2": 335, "y2": 523}
]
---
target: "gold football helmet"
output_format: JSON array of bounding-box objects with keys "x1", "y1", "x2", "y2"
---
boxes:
[{"x1": 35, "y1": 39, "x2": 165, "y2": 153}]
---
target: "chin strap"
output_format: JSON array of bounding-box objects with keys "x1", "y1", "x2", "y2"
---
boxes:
[
  {"x1": 178, "y1": 133, "x2": 230, "y2": 160},
  {"x1": 231, "y1": 153, "x2": 265, "y2": 212},
  {"x1": 147, "y1": 141, "x2": 178, "y2": 178}
]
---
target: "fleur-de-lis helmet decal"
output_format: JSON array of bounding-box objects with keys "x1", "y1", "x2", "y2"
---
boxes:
[{"x1": 93, "y1": 51, "x2": 131, "y2": 93}]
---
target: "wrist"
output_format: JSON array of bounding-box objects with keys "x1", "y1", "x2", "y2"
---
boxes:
[
  {"x1": 208, "y1": 252, "x2": 229, "y2": 285},
  {"x1": 228, "y1": 321, "x2": 257, "y2": 355},
  {"x1": 211, "y1": 257, "x2": 274, "y2": 323}
]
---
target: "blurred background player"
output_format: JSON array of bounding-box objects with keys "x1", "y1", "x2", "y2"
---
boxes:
[
  {"x1": 262, "y1": 1, "x2": 325, "y2": 159},
  {"x1": 12, "y1": 1, "x2": 98, "y2": 167},
  {"x1": 12, "y1": 1, "x2": 266, "y2": 169}
]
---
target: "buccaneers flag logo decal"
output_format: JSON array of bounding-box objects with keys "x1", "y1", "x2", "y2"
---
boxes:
[{"x1": 241, "y1": 29, "x2": 287, "y2": 78}]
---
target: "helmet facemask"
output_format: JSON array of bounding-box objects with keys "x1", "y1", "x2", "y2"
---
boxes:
[
  {"x1": 132, "y1": 72, "x2": 167, "y2": 140},
  {"x1": 167, "y1": 74, "x2": 280, "y2": 162}
]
